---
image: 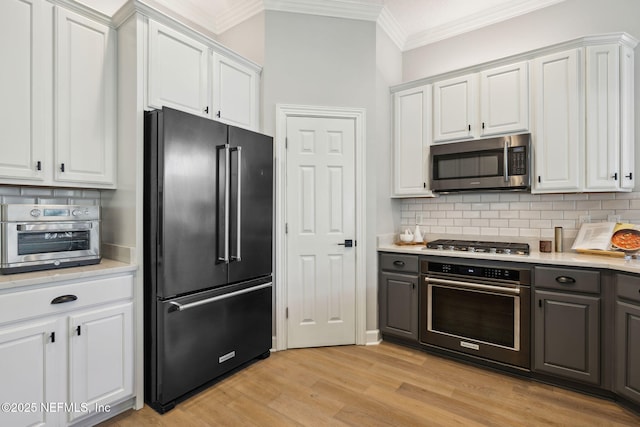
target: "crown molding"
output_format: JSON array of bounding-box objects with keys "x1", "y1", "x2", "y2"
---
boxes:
[
  {"x1": 263, "y1": 0, "x2": 383, "y2": 22},
  {"x1": 403, "y1": 0, "x2": 566, "y2": 51},
  {"x1": 377, "y1": 6, "x2": 405, "y2": 50},
  {"x1": 215, "y1": 0, "x2": 264, "y2": 34}
]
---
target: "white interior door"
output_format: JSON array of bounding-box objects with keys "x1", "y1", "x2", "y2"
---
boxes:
[{"x1": 286, "y1": 116, "x2": 356, "y2": 348}]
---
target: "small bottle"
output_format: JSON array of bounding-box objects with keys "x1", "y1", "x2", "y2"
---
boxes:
[{"x1": 554, "y1": 227, "x2": 563, "y2": 252}]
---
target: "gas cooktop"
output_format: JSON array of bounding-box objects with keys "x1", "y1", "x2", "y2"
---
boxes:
[{"x1": 425, "y1": 239, "x2": 530, "y2": 256}]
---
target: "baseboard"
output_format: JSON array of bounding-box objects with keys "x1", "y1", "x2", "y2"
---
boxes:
[{"x1": 365, "y1": 329, "x2": 381, "y2": 345}]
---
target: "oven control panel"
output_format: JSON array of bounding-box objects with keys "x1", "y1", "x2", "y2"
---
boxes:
[{"x1": 429, "y1": 262, "x2": 522, "y2": 282}]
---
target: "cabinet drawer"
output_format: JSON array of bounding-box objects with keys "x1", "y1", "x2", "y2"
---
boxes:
[
  {"x1": 380, "y1": 253, "x2": 419, "y2": 273},
  {"x1": 617, "y1": 274, "x2": 640, "y2": 304},
  {"x1": 0, "y1": 274, "x2": 133, "y2": 325},
  {"x1": 535, "y1": 266, "x2": 600, "y2": 294}
]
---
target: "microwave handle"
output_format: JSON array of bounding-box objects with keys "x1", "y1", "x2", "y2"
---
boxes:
[{"x1": 503, "y1": 140, "x2": 509, "y2": 182}]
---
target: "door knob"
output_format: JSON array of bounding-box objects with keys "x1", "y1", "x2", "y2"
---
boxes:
[{"x1": 337, "y1": 239, "x2": 354, "y2": 248}]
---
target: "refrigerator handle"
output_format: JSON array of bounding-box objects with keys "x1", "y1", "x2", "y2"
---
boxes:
[
  {"x1": 218, "y1": 144, "x2": 230, "y2": 263},
  {"x1": 231, "y1": 146, "x2": 242, "y2": 261}
]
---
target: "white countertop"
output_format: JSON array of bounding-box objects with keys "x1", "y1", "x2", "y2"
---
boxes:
[
  {"x1": 0, "y1": 259, "x2": 138, "y2": 291},
  {"x1": 377, "y1": 242, "x2": 640, "y2": 274}
]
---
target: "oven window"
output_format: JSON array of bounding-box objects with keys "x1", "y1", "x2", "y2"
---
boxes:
[
  {"x1": 18, "y1": 231, "x2": 91, "y2": 255},
  {"x1": 434, "y1": 151, "x2": 502, "y2": 180},
  {"x1": 431, "y1": 286, "x2": 515, "y2": 348}
]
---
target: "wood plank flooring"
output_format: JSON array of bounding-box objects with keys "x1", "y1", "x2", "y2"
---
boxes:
[{"x1": 100, "y1": 342, "x2": 640, "y2": 426}]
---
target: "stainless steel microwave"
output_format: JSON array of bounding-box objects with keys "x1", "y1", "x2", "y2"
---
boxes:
[
  {"x1": 430, "y1": 133, "x2": 531, "y2": 193},
  {"x1": 0, "y1": 204, "x2": 101, "y2": 274}
]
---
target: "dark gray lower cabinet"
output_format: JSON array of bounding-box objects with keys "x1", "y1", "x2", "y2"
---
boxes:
[
  {"x1": 534, "y1": 266, "x2": 601, "y2": 385},
  {"x1": 379, "y1": 253, "x2": 419, "y2": 341},
  {"x1": 615, "y1": 273, "x2": 640, "y2": 405}
]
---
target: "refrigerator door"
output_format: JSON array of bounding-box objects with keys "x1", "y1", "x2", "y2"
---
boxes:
[
  {"x1": 152, "y1": 278, "x2": 272, "y2": 411},
  {"x1": 147, "y1": 108, "x2": 228, "y2": 298},
  {"x1": 228, "y1": 126, "x2": 273, "y2": 284}
]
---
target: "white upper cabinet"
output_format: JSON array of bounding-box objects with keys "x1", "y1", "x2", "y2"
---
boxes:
[
  {"x1": 432, "y1": 74, "x2": 476, "y2": 142},
  {"x1": 0, "y1": 0, "x2": 117, "y2": 188},
  {"x1": 585, "y1": 44, "x2": 623, "y2": 191},
  {"x1": 533, "y1": 37, "x2": 636, "y2": 194},
  {"x1": 480, "y1": 61, "x2": 529, "y2": 137},
  {"x1": 147, "y1": 20, "x2": 210, "y2": 117},
  {"x1": 211, "y1": 52, "x2": 259, "y2": 130},
  {"x1": 532, "y1": 49, "x2": 583, "y2": 193},
  {"x1": 0, "y1": 0, "x2": 47, "y2": 182},
  {"x1": 55, "y1": 7, "x2": 116, "y2": 186},
  {"x1": 147, "y1": 19, "x2": 261, "y2": 131},
  {"x1": 392, "y1": 85, "x2": 433, "y2": 197},
  {"x1": 432, "y1": 62, "x2": 529, "y2": 143}
]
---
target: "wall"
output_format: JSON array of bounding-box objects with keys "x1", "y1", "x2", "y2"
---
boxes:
[
  {"x1": 262, "y1": 11, "x2": 380, "y2": 335},
  {"x1": 397, "y1": 0, "x2": 640, "y2": 246},
  {"x1": 216, "y1": 12, "x2": 265, "y2": 66}
]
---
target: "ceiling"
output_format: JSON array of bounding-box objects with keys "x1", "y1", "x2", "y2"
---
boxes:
[{"x1": 78, "y1": 0, "x2": 565, "y2": 51}]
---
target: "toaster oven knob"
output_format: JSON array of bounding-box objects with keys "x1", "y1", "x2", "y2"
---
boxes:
[
  {"x1": 72, "y1": 209, "x2": 82, "y2": 217},
  {"x1": 30, "y1": 209, "x2": 41, "y2": 218}
]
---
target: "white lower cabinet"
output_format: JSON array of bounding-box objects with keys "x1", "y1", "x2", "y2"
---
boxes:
[
  {"x1": 0, "y1": 274, "x2": 134, "y2": 427},
  {"x1": 0, "y1": 319, "x2": 60, "y2": 427},
  {"x1": 68, "y1": 302, "x2": 133, "y2": 423}
]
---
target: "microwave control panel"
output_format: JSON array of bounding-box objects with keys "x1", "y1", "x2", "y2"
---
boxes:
[{"x1": 508, "y1": 146, "x2": 527, "y2": 176}]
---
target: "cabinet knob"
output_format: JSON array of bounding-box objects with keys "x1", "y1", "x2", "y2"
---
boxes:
[
  {"x1": 216, "y1": 110, "x2": 221, "y2": 118},
  {"x1": 625, "y1": 173, "x2": 633, "y2": 180},
  {"x1": 612, "y1": 172, "x2": 618, "y2": 181},
  {"x1": 36, "y1": 160, "x2": 42, "y2": 171},
  {"x1": 204, "y1": 106, "x2": 209, "y2": 114},
  {"x1": 60, "y1": 163, "x2": 65, "y2": 173}
]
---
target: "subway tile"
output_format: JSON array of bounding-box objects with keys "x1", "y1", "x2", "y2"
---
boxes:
[
  {"x1": 552, "y1": 201, "x2": 576, "y2": 210},
  {"x1": 563, "y1": 194, "x2": 589, "y2": 200},
  {"x1": 462, "y1": 194, "x2": 482, "y2": 202},
  {"x1": 602, "y1": 199, "x2": 630, "y2": 210},
  {"x1": 480, "y1": 227, "x2": 500, "y2": 236},
  {"x1": 481, "y1": 210, "x2": 500, "y2": 219},
  {"x1": 576, "y1": 200, "x2": 602, "y2": 210},
  {"x1": 518, "y1": 193, "x2": 541, "y2": 202},
  {"x1": 510, "y1": 202, "x2": 530, "y2": 210},
  {"x1": 509, "y1": 219, "x2": 530, "y2": 228},
  {"x1": 588, "y1": 193, "x2": 616, "y2": 200},
  {"x1": 499, "y1": 228, "x2": 520, "y2": 237},
  {"x1": 630, "y1": 199, "x2": 640, "y2": 209},
  {"x1": 445, "y1": 226, "x2": 463, "y2": 234},
  {"x1": 529, "y1": 202, "x2": 554, "y2": 210},
  {"x1": 529, "y1": 219, "x2": 552, "y2": 229},
  {"x1": 499, "y1": 210, "x2": 519, "y2": 219},
  {"x1": 499, "y1": 193, "x2": 520, "y2": 202},
  {"x1": 21, "y1": 188, "x2": 53, "y2": 197},
  {"x1": 454, "y1": 218, "x2": 471, "y2": 227},
  {"x1": 454, "y1": 203, "x2": 472, "y2": 211},
  {"x1": 480, "y1": 194, "x2": 500, "y2": 202},
  {"x1": 520, "y1": 228, "x2": 541, "y2": 238},
  {"x1": 0, "y1": 187, "x2": 21, "y2": 196},
  {"x1": 471, "y1": 203, "x2": 491, "y2": 211},
  {"x1": 540, "y1": 210, "x2": 564, "y2": 220},
  {"x1": 431, "y1": 211, "x2": 446, "y2": 219},
  {"x1": 430, "y1": 226, "x2": 446, "y2": 234},
  {"x1": 490, "y1": 219, "x2": 509, "y2": 228},
  {"x1": 408, "y1": 204, "x2": 422, "y2": 211},
  {"x1": 4, "y1": 196, "x2": 36, "y2": 204},
  {"x1": 519, "y1": 210, "x2": 541, "y2": 220},
  {"x1": 438, "y1": 203, "x2": 455, "y2": 211},
  {"x1": 463, "y1": 227, "x2": 481, "y2": 235},
  {"x1": 37, "y1": 198, "x2": 69, "y2": 205},
  {"x1": 438, "y1": 218, "x2": 455, "y2": 226},
  {"x1": 471, "y1": 219, "x2": 490, "y2": 227},
  {"x1": 490, "y1": 202, "x2": 510, "y2": 210},
  {"x1": 462, "y1": 210, "x2": 481, "y2": 219},
  {"x1": 539, "y1": 194, "x2": 565, "y2": 201}
]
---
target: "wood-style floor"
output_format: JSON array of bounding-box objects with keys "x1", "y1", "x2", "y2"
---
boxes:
[{"x1": 100, "y1": 342, "x2": 640, "y2": 426}]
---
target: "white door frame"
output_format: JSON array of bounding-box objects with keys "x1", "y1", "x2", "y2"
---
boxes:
[{"x1": 274, "y1": 104, "x2": 367, "y2": 351}]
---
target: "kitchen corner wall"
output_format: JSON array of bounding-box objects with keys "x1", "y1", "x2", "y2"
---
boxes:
[{"x1": 399, "y1": 192, "x2": 640, "y2": 242}]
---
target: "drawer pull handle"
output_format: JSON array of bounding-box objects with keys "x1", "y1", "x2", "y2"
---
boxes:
[
  {"x1": 555, "y1": 276, "x2": 576, "y2": 284},
  {"x1": 51, "y1": 295, "x2": 78, "y2": 304},
  {"x1": 393, "y1": 261, "x2": 405, "y2": 267}
]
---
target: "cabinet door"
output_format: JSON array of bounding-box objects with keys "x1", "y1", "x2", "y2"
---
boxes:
[
  {"x1": 0, "y1": 319, "x2": 60, "y2": 427},
  {"x1": 211, "y1": 52, "x2": 259, "y2": 131},
  {"x1": 392, "y1": 85, "x2": 432, "y2": 197},
  {"x1": 55, "y1": 7, "x2": 116, "y2": 186},
  {"x1": 534, "y1": 290, "x2": 600, "y2": 385},
  {"x1": 433, "y1": 74, "x2": 476, "y2": 142},
  {"x1": 585, "y1": 44, "x2": 620, "y2": 191},
  {"x1": 0, "y1": 0, "x2": 47, "y2": 182},
  {"x1": 148, "y1": 20, "x2": 209, "y2": 117},
  {"x1": 68, "y1": 302, "x2": 133, "y2": 422},
  {"x1": 480, "y1": 61, "x2": 529, "y2": 136},
  {"x1": 532, "y1": 49, "x2": 583, "y2": 193},
  {"x1": 619, "y1": 46, "x2": 634, "y2": 190},
  {"x1": 379, "y1": 271, "x2": 418, "y2": 341},
  {"x1": 616, "y1": 300, "x2": 640, "y2": 404}
]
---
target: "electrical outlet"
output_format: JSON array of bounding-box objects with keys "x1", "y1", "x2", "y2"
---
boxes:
[
  {"x1": 608, "y1": 214, "x2": 621, "y2": 223},
  {"x1": 579, "y1": 215, "x2": 591, "y2": 224},
  {"x1": 416, "y1": 213, "x2": 424, "y2": 224}
]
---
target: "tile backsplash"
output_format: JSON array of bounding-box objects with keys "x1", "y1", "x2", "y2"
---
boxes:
[
  {"x1": 400, "y1": 191, "x2": 640, "y2": 242},
  {"x1": 0, "y1": 186, "x2": 101, "y2": 206}
]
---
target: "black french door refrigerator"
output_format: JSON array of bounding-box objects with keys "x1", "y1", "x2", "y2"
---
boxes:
[{"x1": 144, "y1": 107, "x2": 273, "y2": 413}]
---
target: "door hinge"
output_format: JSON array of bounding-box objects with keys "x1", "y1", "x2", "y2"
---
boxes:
[{"x1": 286, "y1": 307, "x2": 289, "y2": 319}]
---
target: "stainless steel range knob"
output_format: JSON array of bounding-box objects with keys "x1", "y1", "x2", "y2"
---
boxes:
[
  {"x1": 504, "y1": 248, "x2": 512, "y2": 255},
  {"x1": 437, "y1": 244, "x2": 444, "y2": 250},
  {"x1": 30, "y1": 209, "x2": 41, "y2": 217}
]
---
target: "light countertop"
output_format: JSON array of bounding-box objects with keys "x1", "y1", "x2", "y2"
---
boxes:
[
  {"x1": 0, "y1": 259, "x2": 138, "y2": 291},
  {"x1": 378, "y1": 241, "x2": 640, "y2": 275}
]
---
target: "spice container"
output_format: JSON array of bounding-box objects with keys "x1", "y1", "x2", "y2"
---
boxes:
[{"x1": 554, "y1": 227, "x2": 563, "y2": 252}]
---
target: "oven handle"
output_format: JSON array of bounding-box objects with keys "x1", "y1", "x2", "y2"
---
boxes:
[
  {"x1": 168, "y1": 282, "x2": 271, "y2": 312},
  {"x1": 16, "y1": 222, "x2": 93, "y2": 232},
  {"x1": 425, "y1": 276, "x2": 520, "y2": 295},
  {"x1": 503, "y1": 139, "x2": 509, "y2": 182}
]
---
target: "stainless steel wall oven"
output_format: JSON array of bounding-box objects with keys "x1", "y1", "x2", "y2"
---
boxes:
[
  {"x1": 0, "y1": 204, "x2": 100, "y2": 273},
  {"x1": 420, "y1": 257, "x2": 531, "y2": 369}
]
